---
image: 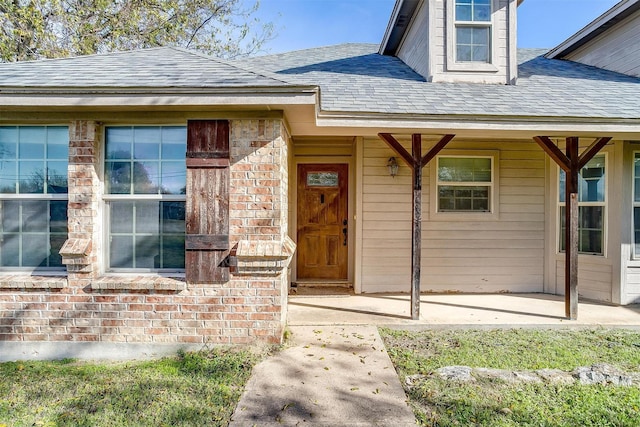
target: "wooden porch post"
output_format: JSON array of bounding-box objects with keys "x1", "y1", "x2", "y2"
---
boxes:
[
  {"x1": 565, "y1": 137, "x2": 579, "y2": 320},
  {"x1": 533, "y1": 136, "x2": 611, "y2": 319},
  {"x1": 411, "y1": 135, "x2": 422, "y2": 319},
  {"x1": 378, "y1": 133, "x2": 455, "y2": 320}
]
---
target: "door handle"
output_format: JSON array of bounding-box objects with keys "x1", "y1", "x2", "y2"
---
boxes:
[{"x1": 342, "y1": 222, "x2": 347, "y2": 246}]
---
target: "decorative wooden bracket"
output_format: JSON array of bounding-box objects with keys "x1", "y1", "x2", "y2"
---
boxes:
[
  {"x1": 378, "y1": 133, "x2": 455, "y2": 320},
  {"x1": 379, "y1": 133, "x2": 455, "y2": 170},
  {"x1": 533, "y1": 136, "x2": 611, "y2": 172},
  {"x1": 533, "y1": 136, "x2": 611, "y2": 320}
]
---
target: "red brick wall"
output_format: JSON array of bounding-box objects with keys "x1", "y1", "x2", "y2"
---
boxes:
[{"x1": 0, "y1": 119, "x2": 290, "y2": 352}]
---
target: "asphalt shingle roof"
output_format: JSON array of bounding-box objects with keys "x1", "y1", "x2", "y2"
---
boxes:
[
  {"x1": 0, "y1": 43, "x2": 638, "y2": 120},
  {"x1": 236, "y1": 43, "x2": 640, "y2": 119},
  {"x1": 0, "y1": 47, "x2": 291, "y2": 88}
]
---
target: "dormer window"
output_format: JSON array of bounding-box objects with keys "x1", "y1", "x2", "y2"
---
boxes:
[
  {"x1": 455, "y1": 0, "x2": 491, "y2": 62},
  {"x1": 446, "y1": 0, "x2": 497, "y2": 73}
]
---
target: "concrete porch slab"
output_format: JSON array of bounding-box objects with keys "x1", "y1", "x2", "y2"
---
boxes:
[{"x1": 288, "y1": 293, "x2": 640, "y2": 327}]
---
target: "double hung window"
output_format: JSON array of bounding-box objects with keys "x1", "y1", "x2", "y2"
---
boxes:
[
  {"x1": 632, "y1": 153, "x2": 640, "y2": 257},
  {"x1": 454, "y1": 0, "x2": 492, "y2": 63},
  {"x1": 559, "y1": 155, "x2": 606, "y2": 255},
  {"x1": 437, "y1": 156, "x2": 493, "y2": 212},
  {"x1": 104, "y1": 126, "x2": 186, "y2": 271},
  {"x1": 0, "y1": 126, "x2": 68, "y2": 269}
]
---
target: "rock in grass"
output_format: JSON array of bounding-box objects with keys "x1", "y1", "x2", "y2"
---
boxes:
[
  {"x1": 573, "y1": 364, "x2": 633, "y2": 386},
  {"x1": 535, "y1": 369, "x2": 575, "y2": 385},
  {"x1": 474, "y1": 368, "x2": 517, "y2": 383},
  {"x1": 513, "y1": 371, "x2": 542, "y2": 383},
  {"x1": 434, "y1": 366, "x2": 475, "y2": 382}
]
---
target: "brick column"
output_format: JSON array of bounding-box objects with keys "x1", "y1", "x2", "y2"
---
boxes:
[
  {"x1": 61, "y1": 121, "x2": 102, "y2": 283},
  {"x1": 227, "y1": 119, "x2": 292, "y2": 343}
]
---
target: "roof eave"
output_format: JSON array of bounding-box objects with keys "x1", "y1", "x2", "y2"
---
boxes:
[
  {"x1": 546, "y1": 0, "x2": 640, "y2": 59},
  {"x1": 314, "y1": 110, "x2": 640, "y2": 136},
  {"x1": 0, "y1": 86, "x2": 319, "y2": 109},
  {"x1": 379, "y1": 0, "x2": 421, "y2": 56},
  {"x1": 0, "y1": 85, "x2": 317, "y2": 96}
]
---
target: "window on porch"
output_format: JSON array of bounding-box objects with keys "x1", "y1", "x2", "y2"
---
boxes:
[
  {"x1": 559, "y1": 154, "x2": 606, "y2": 255},
  {"x1": 437, "y1": 156, "x2": 493, "y2": 212},
  {"x1": 632, "y1": 152, "x2": 640, "y2": 257}
]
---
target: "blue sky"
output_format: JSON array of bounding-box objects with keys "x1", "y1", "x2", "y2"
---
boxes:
[{"x1": 251, "y1": 0, "x2": 620, "y2": 54}]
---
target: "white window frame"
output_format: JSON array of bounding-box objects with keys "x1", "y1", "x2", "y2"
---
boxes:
[
  {"x1": 557, "y1": 153, "x2": 607, "y2": 257},
  {"x1": 0, "y1": 125, "x2": 69, "y2": 272},
  {"x1": 103, "y1": 125, "x2": 186, "y2": 274},
  {"x1": 430, "y1": 150, "x2": 499, "y2": 221},
  {"x1": 446, "y1": 0, "x2": 498, "y2": 72},
  {"x1": 632, "y1": 151, "x2": 640, "y2": 259}
]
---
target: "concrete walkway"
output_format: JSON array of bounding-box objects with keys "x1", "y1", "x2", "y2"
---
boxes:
[{"x1": 230, "y1": 325, "x2": 416, "y2": 427}]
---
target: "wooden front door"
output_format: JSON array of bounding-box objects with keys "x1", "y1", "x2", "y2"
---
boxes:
[{"x1": 297, "y1": 164, "x2": 348, "y2": 280}]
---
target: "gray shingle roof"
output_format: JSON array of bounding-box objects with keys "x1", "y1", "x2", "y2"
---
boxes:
[
  {"x1": 0, "y1": 43, "x2": 638, "y2": 120},
  {"x1": 236, "y1": 43, "x2": 640, "y2": 120},
  {"x1": 0, "y1": 47, "x2": 292, "y2": 88}
]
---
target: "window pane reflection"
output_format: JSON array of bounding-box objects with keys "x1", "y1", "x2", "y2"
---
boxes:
[
  {"x1": 0, "y1": 200, "x2": 68, "y2": 268},
  {"x1": 109, "y1": 200, "x2": 185, "y2": 270}
]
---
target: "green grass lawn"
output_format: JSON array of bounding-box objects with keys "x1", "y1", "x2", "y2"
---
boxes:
[
  {"x1": 0, "y1": 348, "x2": 261, "y2": 427},
  {"x1": 380, "y1": 328, "x2": 640, "y2": 427}
]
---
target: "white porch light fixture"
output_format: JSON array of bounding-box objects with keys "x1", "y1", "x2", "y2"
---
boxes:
[{"x1": 387, "y1": 157, "x2": 399, "y2": 178}]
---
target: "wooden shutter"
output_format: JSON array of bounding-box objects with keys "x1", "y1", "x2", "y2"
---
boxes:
[{"x1": 185, "y1": 120, "x2": 230, "y2": 283}]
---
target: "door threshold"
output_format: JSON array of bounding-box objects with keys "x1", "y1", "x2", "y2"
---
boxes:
[{"x1": 289, "y1": 281, "x2": 353, "y2": 296}]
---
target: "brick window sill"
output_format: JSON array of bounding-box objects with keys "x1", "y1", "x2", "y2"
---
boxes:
[
  {"x1": 91, "y1": 275, "x2": 186, "y2": 291},
  {"x1": 0, "y1": 274, "x2": 67, "y2": 290}
]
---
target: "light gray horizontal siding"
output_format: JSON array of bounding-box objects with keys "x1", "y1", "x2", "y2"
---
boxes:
[
  {"x1": 397, "y1": 0, "x2": 430, "y2": 79},
  {"x1": 566, "y1": 11, "x2": 640, "y2": 77},
  {"x1": 360, "y1": 137, "x2": 545, "y2": 294},
  {"x1": 556, "y1": 260, "x2": 613, "y2": 303},
  {"x1": 624, "y1": 267, "x2": 640, "y2": 303}
]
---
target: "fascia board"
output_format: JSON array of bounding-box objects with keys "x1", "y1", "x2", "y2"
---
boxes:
[
  {"x1": 314, "y1": 113, "x2": 640, "y2": 136},
  {"x1": 379, "y1": 0, "x2": 406, "y2": 54},
  {"x1": 0, "y1": 89, "x2": 318, "y2": 108},
  {"x1": 379, "y1": 0, "x2": 421, "y2": 55},
  {"x1": 0, "y1": 85, "x2": 316, "y2": 95}
]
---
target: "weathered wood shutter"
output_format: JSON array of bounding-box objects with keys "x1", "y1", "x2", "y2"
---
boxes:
[{"x1": 185, "y1": 120, "x2": 230, "y2": 283}]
